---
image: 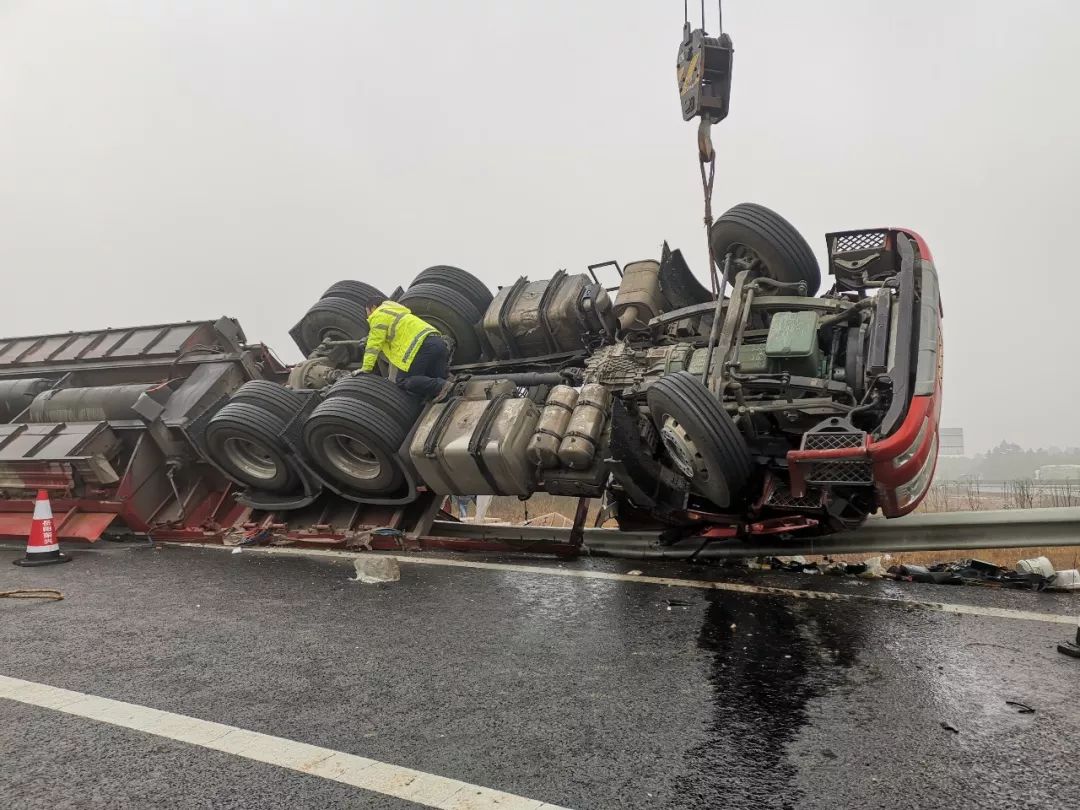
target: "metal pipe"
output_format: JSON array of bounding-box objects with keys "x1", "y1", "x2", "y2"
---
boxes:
[
  {"x1": 700, "y1": 252, "x2": 731, "y2": 386},
  {"x1": 817, "y1": 296, "x2": 874, "y2": 331},
  {"x1": 460, "y1": 371, "x2": 581, "y2": 386},
  {"x1": 723, "y1": 286, "x2": 756, "y2": 379},
  {"x1": 0, "y1": 378, "x2": 52, "y2": 422},
  {"x1": 27, "y1": 384, "x2": 156, "y2": 423}
]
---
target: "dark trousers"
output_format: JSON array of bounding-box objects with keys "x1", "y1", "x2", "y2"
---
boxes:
[{"x1": 398, "y1": 336, "x2": 450, "y2": 399}]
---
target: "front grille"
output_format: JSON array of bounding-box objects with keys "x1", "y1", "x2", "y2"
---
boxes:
[
  {"x1": 805, "y1": 461, "x2": 873, "y2": 485},
  {"x1": 766, "y1": 485, "x2": 824, "y2": 509},
  {"x1": 833, "y1": 230, "x2": 887, "y2": 253},
  {"x1": 803, "y1": 432, "x2": 864, "y2": 451}
]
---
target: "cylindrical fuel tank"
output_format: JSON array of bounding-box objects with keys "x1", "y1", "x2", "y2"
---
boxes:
[
  {"x1": 27, "y1": 384, "x2": 156, "y2": 423},
  {"x1": 0, "y1": 378, "x2": 52, "y2": 421},
  {"x1": 526, "y1": 385, "x2": 578, "y2": 469},
  {"x1": 557, "y1": 384, "x2": 612, "y2": 469}
]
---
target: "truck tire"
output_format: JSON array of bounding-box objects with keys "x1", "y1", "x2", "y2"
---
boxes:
[
  {"x1": 710, "y1": 203, "x2": 821, "y2": 296},
  {"x1": 229, "y1": 380, "x2": 304, "y2": 423},
  {"x1": 205, "y1": 402, "x2": 298, "y2": 493},
  {"x1": 321, "y1": 280, "x2": 386, "y2": 308},
  {"x1": 302, "y1": 396, "x2": 416, "y2": 494},
  {"x1": 646, "y1": 372, "x2": 752, "y2": 508},
  {"x1": 292, "y1": 296, "x2": 369, "y2": 357},
  {"x1": 322, "y1": 374, "x2": 425, "y2": 420},
  {"x1": 398, "y1": 282, "x2": 484, "y2": 364},
  {"x1": 411, "y1": 265, "x2": 493, "y2": 313}
]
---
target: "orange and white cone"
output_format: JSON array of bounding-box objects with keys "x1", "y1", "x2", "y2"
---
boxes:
[{"x1": 13, "y1": 490, "x2": 71, "y2": 567}]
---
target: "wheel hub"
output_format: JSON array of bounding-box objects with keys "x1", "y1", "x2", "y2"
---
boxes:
[
  {"x1": 325, "y1": 434, "x2": 382, "y2": 480},
  {"x1": 223, "y1": 437, "x2": 279, "y2": 481},
  {"x1": 659, "y1": 416, "x2": 700, "y2": 480},
  {"x1": 727, "y1": 242, "x2": 765, "y2": 277}
]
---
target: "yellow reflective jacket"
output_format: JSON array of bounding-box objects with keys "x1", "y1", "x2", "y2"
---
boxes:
[{"x1": 360, "y1": 301, "x2": 439, "y2": 372}]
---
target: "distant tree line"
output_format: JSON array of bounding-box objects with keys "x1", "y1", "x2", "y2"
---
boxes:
[{"x1": 935, "y1": 440, "x2": 1080, "y2": 481}]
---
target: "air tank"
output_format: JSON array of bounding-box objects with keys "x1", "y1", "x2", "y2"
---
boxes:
[
  {"x1": 526, "y1": 385, "x2": 578, "y2": 469},
  {"x1": 557, "y1": 384, "x2": 612, "y2": 469},
  {"x1": 0, "y1": 378, "x2": 52, "y2": 422},
  {"x1": 27, "y1": 384, "x2": 157, "y2": 423}
]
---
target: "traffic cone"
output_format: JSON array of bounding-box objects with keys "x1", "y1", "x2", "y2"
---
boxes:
[{"x1": 13, "y1": 490, "x2": 72, "y2": 567}]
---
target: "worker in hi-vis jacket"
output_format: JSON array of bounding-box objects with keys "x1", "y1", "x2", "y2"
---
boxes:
[{"x1": 355, "y1": 300, "x2": 452, "y2": 399}]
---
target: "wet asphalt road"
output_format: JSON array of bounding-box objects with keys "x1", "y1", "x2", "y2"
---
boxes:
[{"x1": 1, "y1": 541, "x2": 1078, "y2": 809}]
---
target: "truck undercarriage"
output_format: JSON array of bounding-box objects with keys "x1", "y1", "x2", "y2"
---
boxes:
[{"x1": 0, "y1": 202, "x2": 943, "y2": 550}]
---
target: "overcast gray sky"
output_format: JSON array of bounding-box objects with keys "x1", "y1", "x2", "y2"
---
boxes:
[{"x1": 1, "y1": 1, "x2": 1077, "y2": 453}]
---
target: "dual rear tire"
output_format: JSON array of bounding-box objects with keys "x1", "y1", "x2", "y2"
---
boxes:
[
  {"x1": 205, "y1": 376, "x2": 424, "y2": 499},
  {"x1": 205, "y1": 382, "x2": 306, "y2": 493},
  {"x1": 399, "y1": 266, "x2": 493, "y2": 364},
  {"x1": 290, "y1": 282, "x2": 387, "y2": 357},
  {"x1": 302, "y1": 376, "x2": 424, "y2": 495}
]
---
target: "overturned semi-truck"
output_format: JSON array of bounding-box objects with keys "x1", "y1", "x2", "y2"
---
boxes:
[{"x1": 0, "y1": 203, "x2": 942, "y2": 549}]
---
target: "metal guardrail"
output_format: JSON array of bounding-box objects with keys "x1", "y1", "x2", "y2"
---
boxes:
[{"x1": 430, "y1": 507, "x2": 1080, "y2": 560}]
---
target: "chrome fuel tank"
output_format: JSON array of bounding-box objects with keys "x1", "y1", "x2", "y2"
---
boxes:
[{"x1": 409, "y1": 397, "x2": 541, "y2": 495}]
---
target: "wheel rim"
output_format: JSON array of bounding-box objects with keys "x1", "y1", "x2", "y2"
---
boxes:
[
  {"x1": 223, "y1": 437, "x2": 280, "y2": 481},
  {"x1": 659, "y1": 415, "x2": 699, "y2": 479},
  {"x1": 324, "y1": 433, "x2": 382, "y2": 480},
  {"x1": 659, "y1": 414, "x2": 728, "y2": 502}
]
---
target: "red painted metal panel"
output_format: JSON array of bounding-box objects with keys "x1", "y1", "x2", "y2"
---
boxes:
[
  {"x1": 0, "y1": 511, "x2": 116, "y2": 540},
  {"x1": 60, "y1": 512, "x2": 118, "y2": 540},
  {"x1": 0, "y1": 513, "x2": 30, "y2": 538}
]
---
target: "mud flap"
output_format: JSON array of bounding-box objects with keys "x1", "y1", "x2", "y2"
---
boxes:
[{"x1": 658, "y1": 242, "x2": 713, "y2": 309}]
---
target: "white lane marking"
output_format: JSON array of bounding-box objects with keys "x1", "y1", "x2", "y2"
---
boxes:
[
  {"x1": 177, "y1": 543, "x2": 1080, "y2": 627},
  {"x1": 0, "y1": 675, "x2": 568, "y2": 810}
]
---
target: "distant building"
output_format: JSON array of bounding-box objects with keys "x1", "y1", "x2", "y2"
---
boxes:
[
  {"x1": 1034, "y1": 465, "x2": 1080, "y2": 482},
  {"x1": 939, "y1": 427, "x2": 965, "y2": 457}
]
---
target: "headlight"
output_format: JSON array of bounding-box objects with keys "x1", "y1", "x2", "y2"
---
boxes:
[
  {"x1": 895, "y1": 434, "x2": 939, "y2": 508},
  {"x1": 892, "y1": 417, "x2": 930, "y2": 469}
]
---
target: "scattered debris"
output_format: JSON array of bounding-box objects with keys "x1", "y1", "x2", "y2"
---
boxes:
[
  {"x1": 231, "y1": 547, "x2": 242, "y2": 554},
  {"x1": 1047, "y1": 569, "x2": 1080, "y2": 592},
  {"x1": 665, "y1": 598, "x2": 692, "y2": 609},
  {"x1": 350, "y1": 556, "x2": 401, "y2": 584},
  {"x1": 766, "y1": 555, "x2": 820, "y2": 574},
  {"x1": 626, "y1": 570, "x2": 643, "y2": 576},
  {"x1": 726, "y1": 551, "x2": 1080, "y2": 592},
  {"x1": 859, "y1": 557, "x2": 886, "y2": 580},
  {"x1": 1058, "y1": 624, "x2": 1080, "y2": 659},
  {"x1": 1005, "y1": 701, "x2": 1036, "y2": 714},
  {"x1": 0, "y1": 589, "x2": 64, "y2": 601},
  {"x1": 1016, "y1": 556, "x2": 1055, "y2": 578},
  {"x1": 889, "y1": 564, "x2": 962, "y2": 585},
  {"x1": 940, "y1": 721, "x2": 960, "y2": 733}
]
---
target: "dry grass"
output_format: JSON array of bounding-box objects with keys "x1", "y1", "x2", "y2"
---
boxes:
[{"x1": 483, "y1": 494, "x2": 579, "y2": 523}]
